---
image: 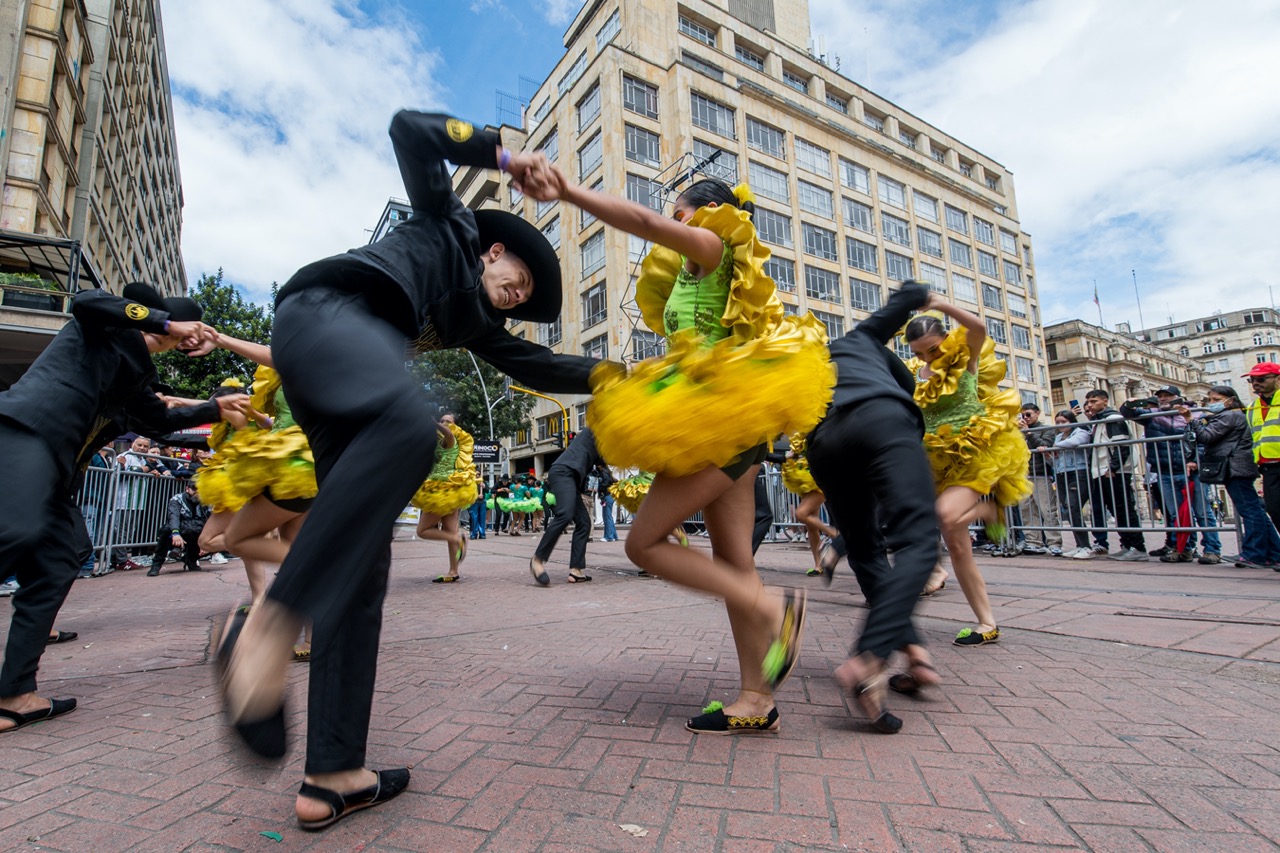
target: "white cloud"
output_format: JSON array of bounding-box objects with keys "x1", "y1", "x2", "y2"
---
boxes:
[
  {"x1": 539, "y1": 0, "x2": 580, "y2": 25},
  {"x1": 809, "y1": 0, "x2": 1280, "y2": 329},
  {"x1": 164, "y1": 0, "x2": 442, "y2": 303}
]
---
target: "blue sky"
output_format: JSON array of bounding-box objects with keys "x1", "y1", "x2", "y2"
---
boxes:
[{"x1": 162, "y1": 0, "x2": 1280, "y2": 332}]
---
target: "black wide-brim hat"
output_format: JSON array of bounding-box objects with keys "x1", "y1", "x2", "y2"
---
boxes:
[
  {"x1": 473, "y1": 209, "x2": 562, "y2": 324},
  {"x1": 122, "y1": 281, "x2": 204, "y2": 322}
]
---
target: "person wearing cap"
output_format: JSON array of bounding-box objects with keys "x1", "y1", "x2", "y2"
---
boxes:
[
  {"x1": 215, "y1": 110, "x2": 597, "y2": 831},
  {"x1": 1242, "y1": 362, "x2": 1280, "y2": 532},
  {"x1": 0, "y1": 283, "x2": 247, "y2": 735},
  {"x1": 1120, "y1": 385, "x2": 1221, "y2": 562}
]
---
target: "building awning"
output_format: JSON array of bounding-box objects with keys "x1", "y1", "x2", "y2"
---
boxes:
[{"x1": 0, "y1": 229, "x2": 103, "y2": 291}]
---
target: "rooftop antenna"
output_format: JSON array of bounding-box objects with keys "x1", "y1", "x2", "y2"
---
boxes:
[{"x1": 1132, "y1": 269, "x2": 1146, "y2": 331}]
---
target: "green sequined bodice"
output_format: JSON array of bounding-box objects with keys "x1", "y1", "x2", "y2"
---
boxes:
[
  {"x1": 272, "y1": 389, "x2": 297, "y2": 431},
  {"x1": 428, "y1": 443, "x2": 460, "y2": 480},
  {"x1": 921, "y1": 370, "x2": 985, "y2": 433},
  {"x1": 662, "y1": 244, "x2": 733, "y2": 343}
]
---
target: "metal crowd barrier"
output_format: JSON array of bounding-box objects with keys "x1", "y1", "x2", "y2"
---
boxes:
[{"x1": 73, "y1": 452, "x2": 191, "y2": 572}]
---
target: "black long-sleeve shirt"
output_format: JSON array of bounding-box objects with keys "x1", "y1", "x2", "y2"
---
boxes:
[
  {"x1": 824, "y1": 281, "x2": 929, "y2": 424},
  {"x1": 0, "y1": 289, "x2": 219, "y2": 487},
  {"x1": 548, "y1": 428, "x2": 604, "y2": 489}
]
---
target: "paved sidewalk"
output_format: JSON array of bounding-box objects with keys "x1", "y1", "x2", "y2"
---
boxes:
[{"x1": 2, "y1": 530, "x2": 1279, "y2": 851}]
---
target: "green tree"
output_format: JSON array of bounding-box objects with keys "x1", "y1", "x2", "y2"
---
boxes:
[
  {"x1": 410, "y1": 350, "x2": 535, "y2": 440},
  {"x1": 153, "y1": 269, "x2": 273, "y2": 398}
]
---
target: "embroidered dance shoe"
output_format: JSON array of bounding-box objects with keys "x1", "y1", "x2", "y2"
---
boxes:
[
  {"x1": 762, "y1": 588, "x2": 807, "y2": 690},
  {"x1": 685, "y1": 701, "x2": 779, "y2": 734},
  {"x1": 954, "y1": 626, "x2": 1000, "y2": 646}
]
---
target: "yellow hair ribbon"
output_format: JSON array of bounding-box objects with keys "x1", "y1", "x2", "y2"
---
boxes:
[
  {"x1": 219, "y1": 377, "x2": 245, "y2": 388},
  {"x1": 731, "y1": 184, "x2": 756, "y2": 206}
]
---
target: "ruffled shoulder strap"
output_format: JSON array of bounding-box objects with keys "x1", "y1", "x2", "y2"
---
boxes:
[
  {"x1": 250, "y1": 365, "x2": 282, "y2": 418},
  {"x1": 914, "y1": 326, "x2": 1007, "y2": 407},
  {"x1": 450, "y1": 423, "x2": 475, "y2": 473}
]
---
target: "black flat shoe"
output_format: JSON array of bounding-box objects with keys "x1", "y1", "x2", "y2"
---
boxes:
[
  {"x1": 818, "y1": 537, "x2": 845, "y2": 587},
  {"x1": 216, "y1": 605, "x2": 287, "y2": 760},
  {"x1": 46, "y1": 630, "x2": 78, "y2": 645},
  {"x1": 529, "y1": 557, "x2": 550, "y2": 587},
  {"x1": 297, "y1": 768, "x2": 411, "y2": 831},
  {"x1": 0, "y1": 697, "x2": 76, "y2": 732},
  {"x1": 853, "y1": 674, "x2": 903, "y2": 734},
  {"x1": 888, "y1": 661, "x2": 939, "y2": 696},
  {"x1": 685, "y1": 701, "x2": 779, "y2": 735}
]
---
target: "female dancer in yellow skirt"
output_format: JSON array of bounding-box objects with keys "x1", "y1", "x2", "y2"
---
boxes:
[
  {"x1": 411, "y1": 414, "x2": 476, "y2": 582},
  {"x1": 781, "y1": 432, "x2": 839, "y2": 576},
  {"x1": 523, "y1": 164, "x2": 831, "y2": 733},
  {"x1": 903, "y1": 295, "x2": 1031, "y2": 646}
]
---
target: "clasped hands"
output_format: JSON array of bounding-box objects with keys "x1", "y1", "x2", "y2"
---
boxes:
[{"x1": 505, "y1": 152, "x2": 568, "y2": 202}]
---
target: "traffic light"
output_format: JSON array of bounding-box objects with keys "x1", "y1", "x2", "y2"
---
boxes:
[
  {"x1": 555, "y1": 432, "x2": 565, "y2": 449},
  {"x1": 565, "y1": 431, "x2": 577, "y2": 445}
]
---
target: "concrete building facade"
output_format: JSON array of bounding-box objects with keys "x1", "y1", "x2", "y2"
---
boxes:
[
  {"x1": 1136, "y1": 308, "x2": 1280, "y2": 392},
  {"x1": 451, "y1": 0, "x2": 1050, "y2": 472},
  {"x1": 1045, "y1": 319, "x2": 1209, "y2": 411}
]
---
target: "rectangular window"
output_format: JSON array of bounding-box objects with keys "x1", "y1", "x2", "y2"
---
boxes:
[
  {"x1": 945, "y1": 204, "x2": 968, "y2": 235},
  {"x1": 974, "y1": 217, "x2": 996, "y2": 246},
  {"x1": 842, "y1": 198, "x2": 874, "y2": 234},
  {"x1": 580, "y1": 231, "x2": 605, "y2": 278},
  {"x1": 735, "y1": 44, "x2": 765, "y2": 71},
  {"x1": 679, "y1": 15, "x2": 715, "y2": 46},
  {"x1": 535, "y1": 198, "x2": 556, "y2": 220},
  {"x1": 631, "y1": 329, "x2": 665, "y2": 360},
  {"x1": 915, "y1": 193, "x2": 939, "y2": 223},
  {"x1": 625, "y1": 173, "x2": 663, "y2": 212},
  {"x1": 877, "y1": 175, "x2": 907, "y2": 210},
  {"x1": 959, "y1": 162, "x2": 973, "y2": 178},
  {"x1": 849, "y1": 278, "x2": 882, "y2": 312},
  {"x1": 812, "y1": 310, "x2": 845, "y2": 340},
  {"x1": 839, "y1": 159, "x2": 870, "y2": 194},
  {"x1": 628, "y1": 233, "x2": 647, "y2": 264},
  {"x1": 764, "y1": 256, "x2": 795, "y2": 293},
  {"x1": 746, "y1": 117, "x2": 785, "y2": 158},
  {"x1": 986, "y1": 175, "x2": 1000, "y2": 191},
  {"x1": 898, "y1": 129, "x2": 916, "y2": 149},
  {"x1": 930, "y1": 146, "x2": 946, "y2": 163},
  {"x1": 509, "y1": 184, "x2": 523, "y2": 207},
  {"x1": 578, "y1": 131, "x2": 603, "y2": 178},
  {"x1": 624, "y1": 124, "x2": 661, "y2": 167},
  {"x1": 537, "y1": 414, "x2": 556, "y2": 441},
  {"x1": 595, "y1": 8, "x2": 620, "y2": 49},
  {"x1": 531, "y1": 98, "x2": 551, "y2": 126},
  {"x1": 802, "y1": 223, "x2": 838, "y2": 262},
  {"x1": 582, "y1": 333, "x2": 608, "y2": 360},
  {"x1": 952, "y1": 272, "x2": 977, "y2": 303},
  {"x1": 623, "y1": 76, "x2": 659, "y2": 118},
  {"x1": 918, "y1": 262, "x2": 948, "y2": 294},
  {"x1": 749, "y1": 160, "x2": 789, "y2": 203},
  {"x1": 557, "y1": 51, "x2": 587, "y2": 97},
  {"x1": 541, "y1": 215, "x2": 561, "y2": 251},
  {"x1": 1014, "y1": 357, "x2": 1035, "y2": 383},
  {"x1": 917, "y1": 226, "x2": 942, "y2": 258},
  {"x1": 999, "y1": 229, "x2": 1018, "y2": 254},
  {"x1": 797, "y1": 180, "x2": 833, "y2": 219},
  {"x1": 863, "y1": 111, "x2": 885, "y2": 132},
  {"x1": 985, "y1": 317, "x2": 1007, "y2": 344},
  {"x1": 754, "y1": 208, "x2": 793, "y2": 248},
  {"x1": 1011, "y1": 324, "x2": 1032, "y2": 350},
  {"x1": 1007, "y1": 293, "x2": 1028, "y2": 318},
  {"x1": 949, "y1": 239, "x2": 973, "y2": 269},
  {"x1": 539, "y1": 316, "x2": 562, "y2": 347},
  {"x1": 691, "y1": 92, "x2": 735, "y2": 138},
  {"x1": 535, "y1": 128, "x2": 559, "y2": 162},
  {"x1": 977, "y1": 250, "x2": 999, "y2": 279},
  {"x1": 847, "y1": 238, "x2": 878, "y2": 274},
  {"x1": 1003, "y1": 260, "x2": 1023, "y2": 285},
  {"x1": 885, "y1": 251, "x2": 913, "y2": 282},
  {"x1": 581, "y1": 282, "x2": 607, "y2": 328},
  {"x1": 781, "y1": 301, "x2": 799, "y2": 316},
  {"x1": 681, "y1": 49, "x2": 723, "y2": 81},
  {"x1": 805, "y1": 265, "x2": 841, "y2": 303},
  {"x1": 577, "y1": 83, "x2": 601, "y2": 133},
  {"x1": 580, "y1": 178, "x2": 603, "y2": 228},
  {"x1": 894, "y1": 338, "x2": 914, "y2": 360},
  {"x1": 782, "y1": 69, "x2": 808, "y2": 93},
  {"x1": 794, "y1": 138, "x2": 832, "y2": 178},
  {"x1": 881, "y1": 212, "x2": 911, "y2": 247},
  {"x1": 982, "y1": 283, "x2": 1003, "y2": 311},
  {"x1": 826, "y1": 91, "x2": 849, "y2": 114},
  {"x1": 692, "y1": 139, "x2": 738, "y2": 183}
]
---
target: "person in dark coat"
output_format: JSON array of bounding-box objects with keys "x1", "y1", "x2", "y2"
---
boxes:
[
  {"x1": 148, "y1": 481, "x2": 210, "y2": 575},
  {"x1": 806, "y1": 281, "x2": 941, "y2": 735},
  {"x1": 0, "y1": 284, "x2": 243, "y2": 734},
  {"x1": 215, "y1": 111, "x2": 599, "y2": 831},
  {"x1": 530, "y1": 429, "x2": 607, "y2": 584}
]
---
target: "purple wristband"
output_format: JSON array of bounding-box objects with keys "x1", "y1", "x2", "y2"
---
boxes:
[
  {"x1": 164, "y1": 319, "x2": 171, "y2": 333},
  {"x1": 498, "y1": 150, "x2": 511, "y2": 173}
]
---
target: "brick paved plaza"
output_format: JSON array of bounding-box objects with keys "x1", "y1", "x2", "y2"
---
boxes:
[{"x1": 3, "y1": 530, "x2": 1279, "y2": 851}]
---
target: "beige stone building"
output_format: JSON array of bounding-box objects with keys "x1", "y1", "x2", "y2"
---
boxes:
[
  {"x1": 0, "y1": 0, "x2": 183, "y2": 388},
  {"x1": 1045, "y1": 319, "x2": 1208, "y2": 410},
  {"x1": 451, "y1": 0, "x2": 1050, "y2": 471},
  {"x1": 1136, "y1": 308, "x2": 1280, "y2": 392}
]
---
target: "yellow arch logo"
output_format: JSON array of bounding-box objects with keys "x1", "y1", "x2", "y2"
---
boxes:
[
  {"x1": 125, "y1": 303, "x2": 150, "y2": 320},
  {"x1": 446, "y1": 119, "x2": 474, "y2": 143}
]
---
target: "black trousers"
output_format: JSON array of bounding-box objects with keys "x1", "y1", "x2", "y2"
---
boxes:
[
  {"x1": 750, "y1": 473, "x2": 771, "y2": 555},
  {"x1": 534, "y1": 472, "x2": 589, "y2": 569},
  {"x1": 1088, "y1": 473, "x2": 1145, "y2": 550},
  {"x1": 0, "y1": 421, "x2": 86, "y2": 697},
  {"x1": 151, "y1": 528, "x2": 201, "y2": 571},
  {"x1": 807, "y1": 399, "x2": 939, "y2": 661},
  {"x1": 270, "y1": 284, "x2": 438, "y2": 774},
  {"x1": 1262, "y1": 465, "x2": 1280, "y2": 534}
]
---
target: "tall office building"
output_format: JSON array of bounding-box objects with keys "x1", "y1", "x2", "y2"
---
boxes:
[
  {"x1": 0, "y1": 0, "x2": 184, "y2": 387},
  {"x1": 1135, "y1": 308, "x2": 1280, "y2": 390},
  {"x1": 452, "y1": 0, "x2": 1049, "y2": 472}
]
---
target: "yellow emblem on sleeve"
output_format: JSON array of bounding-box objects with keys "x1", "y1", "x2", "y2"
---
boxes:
[
  {"x1": 446, "y1": 119, "x2": 474, "y2": 143},
  {"x1": 125, "y1": 303, "x2": 150, "y2": 320}
]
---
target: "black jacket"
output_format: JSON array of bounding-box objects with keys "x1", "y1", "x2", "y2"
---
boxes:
[
  {"x1": 824, "y1": 281, "x2": 928, "y2": 426},
  {"x1": 1024, "y1": 424, "x2": 1055, "y2": 476},
  {"x1": 276, "y1": 111, "x2": 596, "y2": 396},
  {"x1": 1190, "y1": 408, "x2": 1255, "y2": 481},
  {"x1": 168, "y1": 490, "x2": 210, "y2": 536},
  {"x1": 0, "y1": 289, "x2": 219, "y2": 487},
  {"x1": 548, "y1": 428, "x2": 604, "y2": 489}
]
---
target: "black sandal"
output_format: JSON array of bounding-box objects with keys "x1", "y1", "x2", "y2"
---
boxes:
[
  {"x1": 566, "y1": 571, "x2": 592, "y2": 583},
  {"x1": 216, "y1": 605, "x2": 287, "y2": 759},
  {"x1": 297, "y1": 767, "x2": 411, "y2": 831},
  {"x1": 0, "y1": 697, "x2": 76, "y2": 733},
  {"x1": 853, "y1": 673, "x2": 903, "y2": 734},
  {"x1": 888, "y1": 661, "x2": 939, "y2": 696},
  {"x1": 46, "y1": 630, "x2": 78, "y2": 644},
  {"x1": 818, "y1": 537, "x2": 845, "y2": 587}
]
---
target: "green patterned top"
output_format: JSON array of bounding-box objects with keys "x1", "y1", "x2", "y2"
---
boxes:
[
  {"x1": 428, "y1": 443, "x2": 460, "y2": 480},
  {"x1": 272, "y1": 389, "x2": 297, "y2": 431},
  {"x1": 662, "y1": 243, "x2": 733, "y2": 343},
  {"x1": 921, "y1": 370, "x2": 985, "y2": 434}
]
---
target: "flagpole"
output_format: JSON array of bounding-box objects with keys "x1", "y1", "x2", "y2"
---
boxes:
[
  {"x1": 1132, "y1": 269, "x2": 1146, "y2": 331},
  {"x1": 1094, "y1": 279, "x2": 1104, "y2": 328}
]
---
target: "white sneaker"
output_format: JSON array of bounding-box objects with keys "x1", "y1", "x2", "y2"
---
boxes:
[
  {"x1": 210, "y1": 552, "x2": 228, "y2": 565},
  {"x1": 1069, "y1": 548, "x2": 1094, "y2": 560},
  {"x1": 0, "y1": 579, "x2": 18, "y2": 596}
]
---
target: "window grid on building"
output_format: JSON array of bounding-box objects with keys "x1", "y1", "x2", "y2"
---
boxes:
[
  {"x1": 535, "y1": 198, "x2": 556, "y2": 220},
  {"x1": 843, "y1": 198, "x2": 874, "y2": 234},
  {"x1": 625, "y1": 173, "x2": 663, "y2": 212},
  {"x1": 535, "y1": 128, "x2": 558, "y2": 162},
  {"x1": 847, "y1": 238, "x2": 878, "y2": 274},
  {"x1": 681, "y1": 50, "x2": 723, "y2": 80},
  {"x1": 839, "y1": 159, "x2": 870, "y2": 194},
  {"x1": 1003, "y1": 260, "x2": 1022, "y2": 285},
  {"x1": 541, "y1": 215, "x2": 561, "y2": 251},
  {"x1": 577, "y1": 84, "x2": 600, "y2": 133},
  {"x1": 982, "y1": 283, "x2": 1003, "y2": 311},
  {"x1": 624, "y1": 124, "x2": 661, "y2": 167},
  {"x1": 974, "y1": 217, "x2": 996, "y2": 246},
  {"x1": 692, "y1": 139, "x2": 738, "y2": 183},
  {"x1": 580, "y1": 231, "x2": 606, "y2": 278},
  {"x1": 949, "y1": 239, "x2": 973, "y2": 269},
  {"x1": 826, "y1": 91, "x2": 848, "y2": 113},
  {"x1": 580, "y1": 179, "x2": 603, "y2": 229},
  {"x1": 863, "y1": 111, "x2": 885, "y2": 132},
  {"x1": 557, "y1": 51, "x2": 587, "y2": 97},
  {"x1": 735, "y1": 44, "x2": 765, "y2": 70},
  {"x1": 877, "y1": 175, "x2": 907, "y2": 210},
  {"x1": 944, "y1": 204, "x2": 968, "y2": 235},
  {"x1": 581, "y1": 281, "x2": 607, "y2": 328},
  {"x1": 755, "y1": 208, "x2": 793, "y2": 248},
  {"x1": 914, "y1": 193, "x2": 939, "y2": 223},
  {"x1": 628, "y1": 233, "x2": 647, "y2": 264},
  {"x1": 919, "y1": 262, "x2": 948, "y2": 294},
  {"x1": 794, "y1": 138, "x2": 832, "y2": 178},
  {"x1": 985, "y1": 317, "x2": 1007, "y2": 344},
  {"x1": 595, "y1": 8, "x2": 620, "y2": 49},
  {"x1": 782, "y1": 68, "x2": 808, "y2": 93},
  {"x1": 764, "y1": 256, "x2": 795, "y2": 293},
  {"x1": 802, "y1": 223, "x2": 838, "y2": 262},
  {"x1": 953, "y1": 272, "x2": 977, "y2": 303},
  {"x1": 631, "y1": 329, "x2": 665, "y2": 360},
  {"x1": 1011, "y1": 324, "x2": 1031, "y2": 350},
  {"x1": 1007, "y1": 292, "x2": 1028, "y2": 319},
  {"x1": 540, "y1": 316, "x2": 562, "y2": 347},
  {"x1": 691, "y1": 92, "x2": 735, "y2": 138},
  {"x1": 797, "y1": 180, "x2": 833, "y2": 219},
  {"x1": 999, "y1": 230, "x2": 1018, "y2": 254},
  {"x1": 749, "y1": 160, "x2": 789, "y2": 203},
  {"x1": 885, "y1": 251, "x2": 913, "y2": 282},
  {"x1": 804, "y1": 265, "x2": 841, "y2": 303},
  {"x1": 746, "y1": 117, "x2": 785, "y2": 158},
  {"x1": 882, "y1": 212, "x2": 911, "y2": 247},
  {"x1": 678, "y1": 15, "x2": 715, "y2": 45},
  {"x1": 898, "y1": 129, "x2": 916, "y2": 149},
  {"x1": 1015, "y1": 355, "x2": 1035, "y2": 382},
  {"x1": 578, "y1": 132, "x2": 603, "y2": 179},
  {"x1": 850, "y1": 278, "x2": 882, "y2": 312},
  {"x1": 977, "y1": 250, "x2": 999, "y2": 280},
  {"x1": 623, "y1": 76, "x2": 658, "y2": 118},
  {"x1": 582, "y1": 333, "x2": 609, "y2": 360},
  {"x1": 918, "y1": 226, "x2": 942, "y2": 258},
  {"x1": 812, "y1": 309, "x2": 845, "y2": 340}
]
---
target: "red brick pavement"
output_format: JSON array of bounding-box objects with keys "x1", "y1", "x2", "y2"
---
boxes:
[{"x1": 2, "y1": 529, "x2": 1279, "y2": 851}]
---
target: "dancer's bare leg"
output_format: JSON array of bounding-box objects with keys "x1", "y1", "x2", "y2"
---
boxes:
[
  {"x1": 936, "y1": 486, "x2": 997, "y2": 630},
  {"x1": 417, "y1": 511, "x2": 464, "y2": 576},
  {"x1": 225, "y1": 497, "x2": 302, "y2": 566},
  {"x1": 199, "y1": 511, "x2": 232, "y2": 555}
]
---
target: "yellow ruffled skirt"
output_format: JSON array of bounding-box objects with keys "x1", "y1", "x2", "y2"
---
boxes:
[
  {"x1": 411, "y1": 470, "x2": 475, "y2": 517},
  {"x1": 923, "y1": 390, "x2": 1032, "y2": 506},
  {"x1": 221, "y1": 426, "x2": 317, "y2": 506},
  {"x1": 588, "y1": 320, "x2": 834, "y2": 478},
  {"x1": 194, "y1": 430, "x2": 262, "y2": 513},
  {"x1": 610, "y1": 473, "x2": 654, "y2": 514}
]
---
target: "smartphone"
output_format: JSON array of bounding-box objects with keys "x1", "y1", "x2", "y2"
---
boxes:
[{"x1": 1069, "y1": 399, "x2": 1080, "y2": 409}]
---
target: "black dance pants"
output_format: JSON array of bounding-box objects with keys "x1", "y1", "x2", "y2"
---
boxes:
[
  {"x1": 534, "y1": 472, "x2": 590, "y2": 569},
  {"x1": 750, "y1": 473, "x2": 771, "y2": 555},
  {"x1": 151, "y1": 528, "x2": 201, "y2": 571},
  {"x1": 807, "y1": 398, "x2": 940, "y2": 661},
  {"x1": 0, "y1": 420, "x2": 88, "y2": 697},
  {"x1": 270, "y1": 283, "x2": 438, "y2": 774}
]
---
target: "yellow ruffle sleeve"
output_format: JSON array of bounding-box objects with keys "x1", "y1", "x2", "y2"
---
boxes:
[
  {"x1": 411, "y1": 423, "x2": 479, "y2": 516},
  {"x1": 610, "y1": 472, "x2": 655, "y2": 514},
  {"x1": 780, "y1": 433, "x2": 819, "y2": 496}
]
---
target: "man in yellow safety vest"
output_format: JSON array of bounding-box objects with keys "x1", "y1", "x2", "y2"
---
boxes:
[{"x1": 1243, "y1": 361, "x2": 1280, "y2": 532}]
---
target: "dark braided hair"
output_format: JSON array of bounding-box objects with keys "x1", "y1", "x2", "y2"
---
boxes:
[
  {"x1": 904, "y1": 314, "x2": 945, "y2": 342},
  {"x1": 676, "y1": 178, "x2": 754, "y2": 221}
]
